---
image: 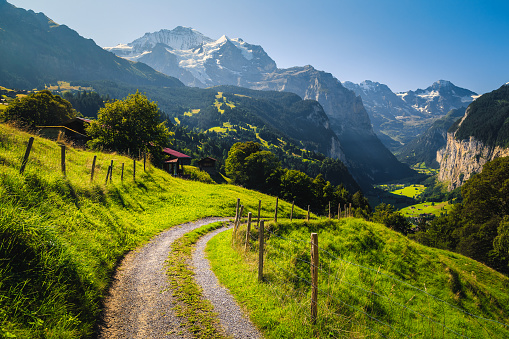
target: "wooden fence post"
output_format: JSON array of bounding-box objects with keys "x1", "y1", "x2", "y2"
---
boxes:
[
  {"x1": 109, "y1": 160, "x2": 113, "y2": 183},
  {"x1": 258, "y1": 220, "x2": 264, "y2": 282},
  {"x1": 257, "y1": 200, "x2": 261, "y2": 228},
  {"x1": 307, "y1": 205, "x2": 310, "y2": 221},
  {"x1": 338, "y1": 203, "x2": 341, "y2": 220},
  {"x1": 237, "y1": 205, "x2": 244, "y2": 232},
  {"x1": 311, "y1": 233, "x2": 319, "y2": 324},
  {"x1": 328, "y1": 201, "x2": 331, "y2": 219},
  {"x1": 349, "y1": 203, "x2": 352, "y2": 217},
  {"x1": 60, "y1": 144, "x2": 66, "y2": 177},
  {"x1": 121, "y1": 163, "x2": 124, "y2": 182},
  {"x1": 90, "y1": 155, "x2": 97, "y2": 182},
  {"x1": 274, "y1": 197, "x2": 278, "y2": 222},
  {"x1": 235, "y1": 198, "x2": 240, "y2": 226},
  {"x1": 19, "y1": 137, "x2": 34, "y2": 174},
  {"x1": 245, "y1": 212, "x2": 252, "y2": 251},
  {"x1": 105, "y1": 165, "x2": 111, "y2": 185},
  {"x1": 133, "y1": 159, "x2": 136, "y2": 181},
  {"x1": 290, "y1": 201, "x2": 294, "y2": 221}
]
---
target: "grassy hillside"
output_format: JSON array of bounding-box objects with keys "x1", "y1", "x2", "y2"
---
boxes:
[
  {"x1": 0, "y1": 123, "x2": 305, "y2": 338},
  {"x1": 209, "y1": 219, "x2": 509, "y2": 338}
]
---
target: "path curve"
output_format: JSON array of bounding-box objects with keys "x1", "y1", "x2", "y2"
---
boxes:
[
  {"x1": 96, "y1": 217, "x2": 228, "y2": 339},
  {"x1": 193, "y1": 227, "x2": 262, "y2": 339}
]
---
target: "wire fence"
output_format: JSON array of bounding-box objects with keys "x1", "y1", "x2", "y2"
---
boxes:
[
  {"x1": 7, "y1": 135, "x2": 148, "y2": 185},
  {"x1": 232, "y1": 200, "x2": 509, "y2": 338}
]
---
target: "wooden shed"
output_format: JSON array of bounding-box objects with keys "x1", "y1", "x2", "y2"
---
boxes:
[
  {"x1": 162, "y1": 148, "x2": 191, "y2": 176},
  {"x1": 197, "y1": 157, "x2": 217, "y2": 173}
]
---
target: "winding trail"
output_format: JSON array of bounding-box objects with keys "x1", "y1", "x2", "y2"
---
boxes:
[
  {"x1": 193, "y1": 227, "x2": 262, "y2": 339},
  {"x1": 96, "y1": 217, "x2": 261, "y2": 339}
]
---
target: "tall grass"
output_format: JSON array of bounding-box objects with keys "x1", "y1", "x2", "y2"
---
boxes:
[
  {"x1": 208, "y1": 219, "x2": 509, "y2": 338},
  {"x1": 0, "y1": 123, "x2": 305, "y2": 338}
]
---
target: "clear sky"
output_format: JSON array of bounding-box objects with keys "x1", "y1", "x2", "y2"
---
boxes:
[{"x1": 8, "y1": 0, "x2": 509, "y2": 94}]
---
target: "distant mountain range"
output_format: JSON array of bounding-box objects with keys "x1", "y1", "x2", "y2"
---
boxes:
[
  {"x1": 343, "y1": 80, "x2": 479, "y2": 150},
  {"x1": 106, "y1": 27, "x2": 415, "y2": 186}
]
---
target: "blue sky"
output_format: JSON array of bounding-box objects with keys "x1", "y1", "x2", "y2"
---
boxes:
[{"x1": 8, "y1": 0, "x2": 509, "y2": 94}]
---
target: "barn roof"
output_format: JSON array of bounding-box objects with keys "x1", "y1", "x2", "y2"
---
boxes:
[
  {"x1": 162, "y1": 148, "x2": 191, "y2": 158},
  {"x1": 198, "y1": 157, "x2": 217, "y2": 162}
]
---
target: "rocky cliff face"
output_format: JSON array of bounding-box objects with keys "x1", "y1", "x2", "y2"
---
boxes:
[
  {"x1": 437, "y1": 84, "x2": 509, "y2": 191},
  {"x1": 437, "y1": 132, "x2": 509, "y2": 190}
]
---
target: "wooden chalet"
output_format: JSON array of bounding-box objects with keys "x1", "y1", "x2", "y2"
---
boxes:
[
  {"x1": 197, "y1": 157, "x2": 217, "y2": 173},
  {"x1": 162, "y1": 148, "x2": 191, "y2": 176}
]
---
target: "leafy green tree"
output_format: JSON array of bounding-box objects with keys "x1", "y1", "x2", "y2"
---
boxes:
[
  {"x1": 280, "y1": 169, "x2": 314, "y2": 208},
  {"x1": 225, "y1": 141, "x2": 262, "y2": 184},
  {"x1": 1, "y1": 90, "x2": 77, "y2": 127},
  {"x1": 352, "y1": 191, "x2": 371, "y2": 212},
  {"x1": 494, "y1": 216, "x2": 509, "y2": 262},
  {"x1": 243, "y1": 150, "x2": 282, "y2": 193},
  {"x1": 86, "y1": 91, "x2": 170, "y2": 160},
  {"x1": 225, "y1": 141, "x2": 282, "y2": 192}
]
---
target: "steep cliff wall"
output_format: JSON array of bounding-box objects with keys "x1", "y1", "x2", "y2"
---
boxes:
[
  {"x1": 437, "y1": 132, "x2": 509, "y2": 190},
  {"x1": 437, "y1": 85, "x2": 509, "y2": 190}
]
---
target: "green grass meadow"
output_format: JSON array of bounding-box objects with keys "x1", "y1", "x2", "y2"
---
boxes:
[
  {"x1": 208, "y1": 219, "x2": 509, "y2": 338},
  {"x1": 400, "y1": 201, "x2": 454, "y2": 217},
  {"x1": 0, "y1": 123, "x2": 304, "y2": 338}
]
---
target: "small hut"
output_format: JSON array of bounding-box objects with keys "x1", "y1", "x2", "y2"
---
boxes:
[
  {"x1": 162, "y1": 148, "x2": 191, "y2": 176},
  {"x1": 197, "y1": 157, "x2": 217, "y2": 173}
]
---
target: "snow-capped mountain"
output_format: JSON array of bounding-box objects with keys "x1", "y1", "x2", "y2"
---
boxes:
[
  {"x1": 105, "y1": 27, "x2": 277, "y2": 88},
  {"x1": 343, "y1": 80, "x2": 478, "y2": 150},
  {"x1": 105, "y1": 27, "x2": 415, "y2": 186},
  {"x1": 105, "y1": 26, "x2": 214, "y2": 60},
  {"x1": 396, "y1": 80, "x2": 479, "y2": 116}
]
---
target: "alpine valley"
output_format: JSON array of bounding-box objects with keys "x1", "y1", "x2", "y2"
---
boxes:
[{"x1": 105, "y1": 27, "x2": 416, "y2": 187}]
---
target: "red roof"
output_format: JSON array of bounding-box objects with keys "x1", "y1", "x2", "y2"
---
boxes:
[{"x1": 162, "y1": 148, "x2": 191, "y2": 158}]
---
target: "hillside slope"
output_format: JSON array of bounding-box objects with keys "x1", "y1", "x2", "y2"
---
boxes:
[
  {"x1": 1, "y1": 123, "x2": 508, "y2": 337},
  {"x1": 210, "y1": 219, "x2": 509, "y2": 338},
  {"x1": 0, "y1": 123, "x2": 302, "y2": 338}
]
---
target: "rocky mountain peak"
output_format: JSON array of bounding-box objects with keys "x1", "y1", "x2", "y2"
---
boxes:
[{"x1": 131, "y1": 27, "x2": 214, "y2": 51}]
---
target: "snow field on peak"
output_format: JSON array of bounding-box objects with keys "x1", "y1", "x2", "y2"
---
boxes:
[{"x1": 169, "y1": 35, "x2": 255, "y2": 84}]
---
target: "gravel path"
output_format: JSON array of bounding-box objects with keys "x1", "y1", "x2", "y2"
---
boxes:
[
  {"x1": 96, "y1": 217, "x2": 228, "y2": 339},
  {"x1": 193, "y1": 227, "x2": 263, "y2": 339}
]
